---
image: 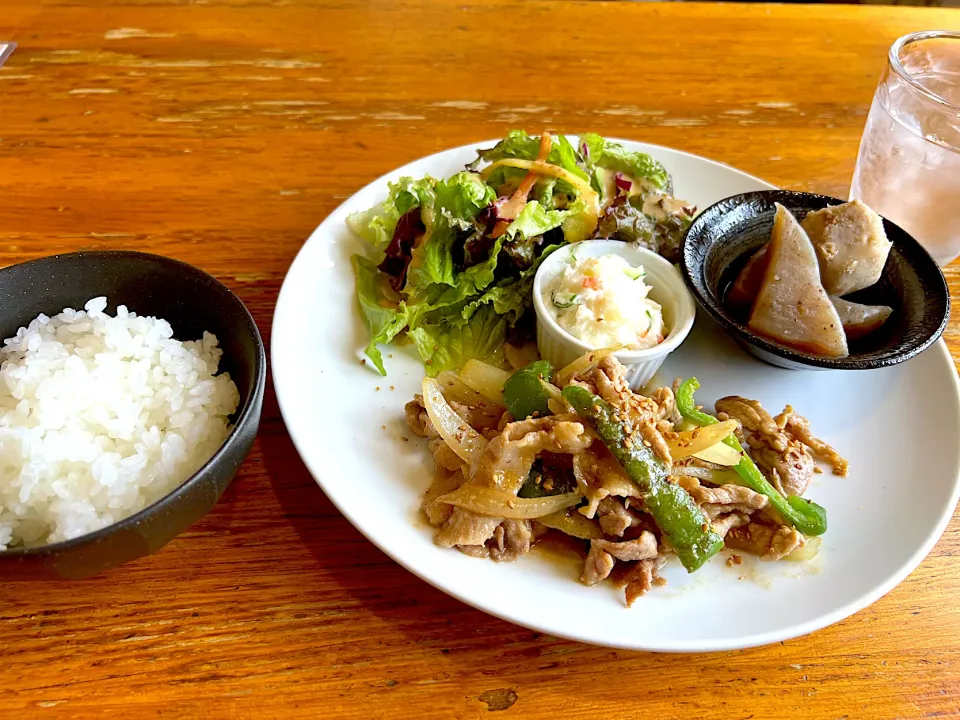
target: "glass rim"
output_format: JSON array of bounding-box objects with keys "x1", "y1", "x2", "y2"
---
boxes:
[{"x1": 889, "y1": 30, "x2": 960, "y2": 113}]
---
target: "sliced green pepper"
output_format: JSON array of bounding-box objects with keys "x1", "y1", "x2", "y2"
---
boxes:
[
  {"x1": 562, "y1": 385, "x2": 724, "y2": 572},
  {"x1": 503, "y1": 360, "x2": 553, "y2": 421},
  {"x1": 518, "y1": 458, "x2": 578, "y2": 498},
  {"x1": 675, "y1": 378, "x2": 827, "y2": 536}
]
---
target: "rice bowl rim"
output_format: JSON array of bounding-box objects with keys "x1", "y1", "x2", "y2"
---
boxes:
[{"x1": 0, "y1": 250, "x2": 266, "y2": 557}]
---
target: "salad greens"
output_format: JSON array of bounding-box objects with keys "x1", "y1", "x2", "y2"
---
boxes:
[
  {"x1": 581, "y1": 132, "x2": 672, "y2": 195},
  {"x1": 349, "y1": 130, "x2": 695, "y2": 375}
]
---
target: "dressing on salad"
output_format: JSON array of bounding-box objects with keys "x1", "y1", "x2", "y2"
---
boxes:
[{"x1": 544, "y1": 254, "x2": 665, "y2": 350}]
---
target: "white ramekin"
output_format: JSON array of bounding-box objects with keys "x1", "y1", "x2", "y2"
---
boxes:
[{"x1": 532, "y1": 240, "x2": 696, "y2": 389}]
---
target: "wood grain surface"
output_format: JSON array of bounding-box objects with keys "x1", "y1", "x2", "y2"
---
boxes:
[{"x1": 2, "y1": 1, "x2": 960, "y2": 717}]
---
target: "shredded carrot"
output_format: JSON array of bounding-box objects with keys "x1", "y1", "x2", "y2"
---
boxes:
[{"x1": 491, "y1": 131, "x2": 553, "y2": 238}]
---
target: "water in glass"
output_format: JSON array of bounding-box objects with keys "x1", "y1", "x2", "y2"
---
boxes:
[{"x1": 851, "y1": 32, "x2": 960, "y2": 266}]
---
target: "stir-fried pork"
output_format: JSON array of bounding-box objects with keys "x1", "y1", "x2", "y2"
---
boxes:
[
  {"x1": 716, "y1": 396, "x2": 782, "y2": 441},
  {"x1": 593, "y1": 532, "x2": 658, "y2": 561},
  {"x1": 596, "y1": 497, "x2": 642, "y2": 537},
  {"x1": 407, "y1": 355, "x2": 840, "y2": 604},
  {"x1": 725, "y1": 521, "x2": 804, "y2": 561},
  {"x1": 573, "y1": 444, "x2": 639, "y2": 518},
  {"x1": 435, "y1": 414, "x2": 592, "y2": 553},
  {"x1": 676, "y1": 476, "x2": 769, "y2": 520},
  {"x1": 449, "y1": 400, "x2": 505, "y2": 432},
  {"x1": 777, "y1": 406, "x2": 849, "y2": 476},
  {"x1": 716, "y1": 395, "x2": 848, "y2": 496},
  {"x1": 574, "y1": 357, "x2": 673, "y2": 465},
  {"x1": 581, "y1": 532, "x2": 659, "y2": 590},
  {"x1": 651, "y1": 385, "x2": 682, "y2": 426},
  {"x1": 488, "y1": 520, "x2": 533, "y2": 563},
  {"x1": 619, "y1": 557, "x2": 666, "y2": 606},
  {"x1": 743, "y1": 436, "x2": 814, "y2": 497},
  {"x1": 422, "y1": 468, "x2": 466, "y2": 525},
  {"x1": 406, "y1": 396, "x2": 467, "y2": 472},
  {"x1": 711, "y1": 511, "x2": 751, "y2": 539},
  {"x1": 582, "y1": 544, "x2": 616, "y2": 586}
]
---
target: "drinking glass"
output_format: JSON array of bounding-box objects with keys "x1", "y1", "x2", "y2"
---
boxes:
[{"x1": 851, "y1": 31, "x2": 960, "y2": 266}]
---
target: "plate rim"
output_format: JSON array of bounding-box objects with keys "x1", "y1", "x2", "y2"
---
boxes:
[{"x1": 272, "y1": 138, "x2": 960, "y2": 652}]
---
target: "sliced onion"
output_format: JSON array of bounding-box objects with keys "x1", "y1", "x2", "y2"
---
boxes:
[
  {"x1": 601, "y1": 475, "x2": 637, "y2": 497},
  {"x1": 573, "y1": 450, "x2": 636, "y2": 497},
  {"x1": 459, "y1": 359, "x2": 511, "y2": 406},
  {"x1": 670, "y1": 465, "x2": 715, "y2": 479},
  {"x1": 666, "y1": 419, "x2": 739, "y2": 459},
  {"x1": 614, "y1": 172, "x2": 633, "y2": 193},
  {"x1": 537, "y1": 508, "x2": 604, "y2": 540},
  {"x1": 436, "y1": 371, "x2": 487, "y2": 406},
  {"x1": 436, "y1": 485, "x2": 582, "y2": 519},
  {"x1": 675, "y1": 419, "x2": 696, "y2": 433},
  {"x1": 421, "y1": 378, "x2": 487, "y2": 465},
  {"x1": 784, "y1": 535, "x2": 822, "y2": 562},
  {"x1": 692, "y1": 441, "x2": 742, "y2": 466},
  {"x1": 555, "y1": 346, "x2": 622, "y2": 387},
  {"x1": 572, "y1": 451, "x2": 590, "y2": 493},
  {"x1": 671, "y1": 466, "x2": 742, "y2": 485},
  {"x1": 504, "y1": 342, "x2": 540, "y2": 371},
  {"x1": 539, "y1": 378, "x2": 572, "y2": 412}
]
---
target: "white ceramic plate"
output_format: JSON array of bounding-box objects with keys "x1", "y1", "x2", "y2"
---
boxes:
[{"x1": 272, "y1": 138, "x2": 960, "y2": 652}]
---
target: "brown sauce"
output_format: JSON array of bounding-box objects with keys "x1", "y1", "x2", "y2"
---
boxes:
[{"x1": 531, "y1": 529, "x2": 588, "y2": 567}]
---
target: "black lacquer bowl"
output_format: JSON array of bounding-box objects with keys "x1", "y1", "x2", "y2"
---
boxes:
[
  {"x1": 681, "y1": 190, "x2": 950, "y2": 371},
  {"x1": 0, "y1": 251, "x2": 266, "y2": 580}
]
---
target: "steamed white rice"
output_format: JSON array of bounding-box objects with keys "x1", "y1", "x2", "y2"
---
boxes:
[{"x1": 0, "y1": 297, "x2": 240, "y2": 549}]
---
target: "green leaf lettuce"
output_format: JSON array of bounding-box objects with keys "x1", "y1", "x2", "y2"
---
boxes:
[
  {"x1": 581, "y1": 133, "x2": 671, "y2": 193},
  {"x1": 346, "y1": 176, "x2": 436, "y2": 252},
  {"x1": 352, "y1": 255, "x2": 409, "y2": 375},
  {"x1": 409, "y1": 303, "x2": 506, "y2": 376},
  {"x1": 407, "y1": 172, "x2": 495, "y2": 290}
]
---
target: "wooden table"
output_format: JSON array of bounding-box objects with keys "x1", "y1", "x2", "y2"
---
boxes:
[{"x1": 2, "y1": 1, "x2": 959, "y2": 717}]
